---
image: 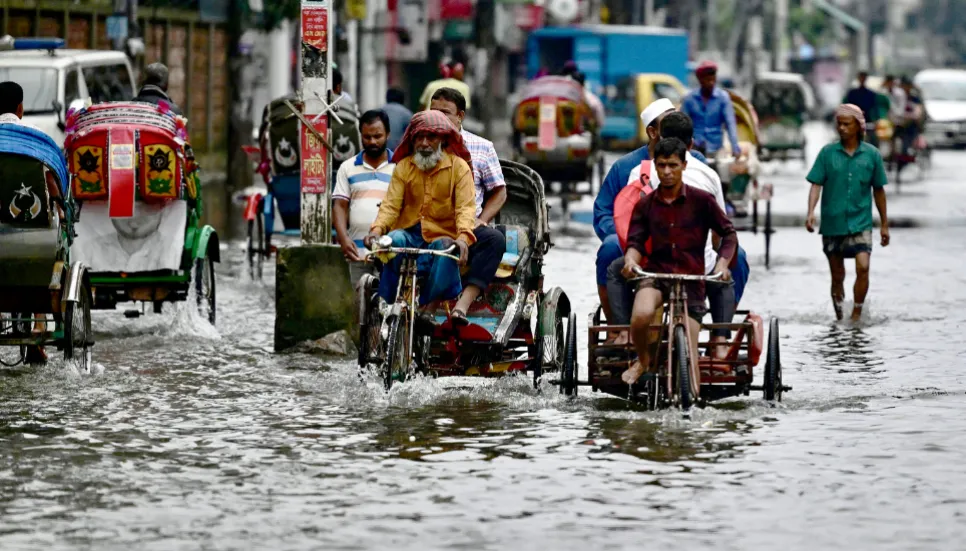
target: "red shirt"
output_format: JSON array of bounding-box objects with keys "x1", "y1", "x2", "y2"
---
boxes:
[{"x1": 626, "y1": 183, "x2": 738, "y2": 303}]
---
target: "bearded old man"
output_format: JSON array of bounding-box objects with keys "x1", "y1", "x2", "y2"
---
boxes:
[{"x1": 364, "y1": 110, "x2": 504, "y2": 323}]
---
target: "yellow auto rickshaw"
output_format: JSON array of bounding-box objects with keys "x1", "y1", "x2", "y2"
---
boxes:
[{"x1": 600, "y1": 73, "x2": 688, "y2": 150}]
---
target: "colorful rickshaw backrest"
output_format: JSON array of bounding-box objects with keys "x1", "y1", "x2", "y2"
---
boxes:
[
  {"x1": 265, "y1": 94, "x2": 301, "y2": 177},
  {"x1": 514, "y1": 76, "x2": 589, "y2": 138},
  {"x1": 64, "y1": 102, "x2": 194, "y2": 217}
]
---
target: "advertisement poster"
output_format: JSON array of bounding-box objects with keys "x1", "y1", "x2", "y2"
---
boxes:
[
  {"x1": 300, "y1": 0, "x2": 329, "y2": 194},
  {"x1": 300, "y1": 4, "x2": 328, "y2": 79},
  {"x1": 300, "y1": 117, "x2": 328, "y2": 194}
]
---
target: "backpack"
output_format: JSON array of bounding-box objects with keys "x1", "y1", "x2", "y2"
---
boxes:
[{"x1": 614, "y1": 160, "x2": 655, "y2": 253}]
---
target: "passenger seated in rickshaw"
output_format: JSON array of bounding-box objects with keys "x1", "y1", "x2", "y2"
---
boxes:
[
  {"x1": 593, "y1": 99, "x2": 709, "y2": 327},
  {"x1": 364, "y1": 111, "x2": 504, "y2": 325},
  {"x1": 133, "y1": 63, "x2": 183, "y2": 116},
  {"x1": 604, "y1": 111, "x2": 750, "y2": 359},
  {"x1": 619, "y1": 138, "x2": 738, "y2": 385}
]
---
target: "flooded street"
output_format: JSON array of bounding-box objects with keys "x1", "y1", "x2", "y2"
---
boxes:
[{"x1": 2, "y1": 150, "x2": 966, "y2": 550}]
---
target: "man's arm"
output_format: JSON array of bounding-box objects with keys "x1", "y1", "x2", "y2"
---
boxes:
[
  {"x1": 804, "y1": 148, "x2": 827, "y2": 232},
  {"x1": 872, "y1": 153, "x2": 890, "y2": 246},
  {"x1": 480, "y1": 187, "x2": 507, "y2": 225},
  {"x1": 478, "y1": 143, "x2": 507, "y2": 225},
  {"x1": 593, "y1": 160, "x2": 625, "y2": 241},
  {"x1": 706, "y1": 194, "x2": 738, "y2": 270},
  {"x1": 454, "y1": 163, "x2": 479, "y2": 245}
]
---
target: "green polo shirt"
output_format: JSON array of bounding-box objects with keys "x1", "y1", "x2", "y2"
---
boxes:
[{"x1": 806, "y1": 141, "x2": 888, "y2": 236}]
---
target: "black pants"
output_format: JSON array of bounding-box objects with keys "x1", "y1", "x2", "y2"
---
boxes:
[{"x1": 465, "y1": 225, "x2": 506, "y2": 290}]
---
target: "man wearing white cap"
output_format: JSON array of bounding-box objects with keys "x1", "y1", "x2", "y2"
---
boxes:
[{"x1": 592, "y1": 98, "x2": 708, "y2": 325}]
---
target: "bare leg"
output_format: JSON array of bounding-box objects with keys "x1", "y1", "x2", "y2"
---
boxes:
[
  {"x1": 625, "y1": 288, "x2": 663, "y2": 384},
  {"x1": 852, "y1": 252, "x2": 871, "y2": 321},
  {"x1": 598, "y1": 285, "x2": 616, "y2": 343},
  {"x1": 687, "y1": 317, "x2": 702, "y2": 397},
  {"x1": 826, "y1": 254, "x2": 846, "y2": 320},
  {"x1": 454, "y1": 284, "x2": 483, "y2": 315}
]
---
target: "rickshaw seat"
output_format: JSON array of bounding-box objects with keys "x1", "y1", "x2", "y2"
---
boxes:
[{"x1": 493, "y1": 224, "x2": 532, "y2": 280}]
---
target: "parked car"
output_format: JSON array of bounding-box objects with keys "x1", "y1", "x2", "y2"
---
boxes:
[{"x1": 915, "y1": 69, "x2": 966, "y2": 149}]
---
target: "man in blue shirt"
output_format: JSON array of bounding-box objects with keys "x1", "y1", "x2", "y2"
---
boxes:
[
  {"x1": 381, "y1": 87, "x2": 413, "y2": 152},
  {"x1": 680, "y1": 61, "x2": 741, "y2": 158},
  {"x1": 592, "y1": 98, "x2": 707, "y2": 321}
]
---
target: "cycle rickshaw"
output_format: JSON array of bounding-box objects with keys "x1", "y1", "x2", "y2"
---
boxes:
[
  {"x1": 357, "y1": 160, "x2": 574, "y2": 390},
  {"x1": 64, "y1": 102, "x2": 219, "y2": 323},
  {"x1": 0, "y1": 124, "x2": 94, "y2": 371}
]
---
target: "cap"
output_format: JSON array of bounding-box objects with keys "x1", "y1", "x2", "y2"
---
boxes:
[
  {"x1": 695, "y1": 60, "x2": 718, "y2": 76},
  {"x1": 640, "y1": 98, "x2": 675, "y2": 128}
]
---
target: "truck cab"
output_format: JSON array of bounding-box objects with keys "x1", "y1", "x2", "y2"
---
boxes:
[{"x1": 0, "y1": 37, "x2": 136, "y2": 146}]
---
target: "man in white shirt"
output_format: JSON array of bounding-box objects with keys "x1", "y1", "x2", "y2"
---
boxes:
[{"x1": 333, "y1": 109, "x2": 396, "y2": 287}]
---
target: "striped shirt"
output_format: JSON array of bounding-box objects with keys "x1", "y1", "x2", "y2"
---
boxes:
[
  {"x1": 461, "y1": 129, "x2": 506, "y2": 217},
  {"x1": 333, "y1": 150, "x2": 395, "y2": 245}
]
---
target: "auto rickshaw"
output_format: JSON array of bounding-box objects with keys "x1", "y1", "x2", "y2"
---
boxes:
[
  {"x1": 601, "y1": 73, "x2": 688, "y2": 151},
  {"x1": 752, "y1": 72, "x2": 814, "y2": 162}
]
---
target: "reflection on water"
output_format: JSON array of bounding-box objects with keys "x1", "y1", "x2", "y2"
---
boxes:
[{"x1": 811, "y1": 325, "x2": 884, "y2": 375}]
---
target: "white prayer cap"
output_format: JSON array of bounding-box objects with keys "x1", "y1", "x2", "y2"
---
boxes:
[{"x1": 640, "y1": 98, "x2": 675, "y2": 128}]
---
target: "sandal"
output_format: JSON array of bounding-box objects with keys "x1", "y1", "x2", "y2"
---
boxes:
[{"x1": 451, "y1": 309, "x2": 469, "y2": 328}]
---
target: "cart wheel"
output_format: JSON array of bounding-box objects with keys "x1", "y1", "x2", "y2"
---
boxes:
[
  {"x1": 560, "y1": 312, "x2": 578, "y2": 396},
  {"x1": 0, "y1": 312, "x2": 30, "y2": 367},
  {"x1": 673, "y1": 325, "x2": 692, "y2": 411},
  {"x1": 357, "y1": 276, "x2": 382, "y2": 370},
  {"x1": 246, "y1": 210, "x2": 264, "y2": 280},
  {"x1": 194, "y1": 250, "x2": 216, "y2": 325},
  {"x1": 764, "y1": 318, "x2": 782, "y2": 401},
  {"x1": 382, "y1": 313, "x2": 409, "y2": 391},
  {"x1": 63, "y1": 281, "x2": 93, "y2": 374}
]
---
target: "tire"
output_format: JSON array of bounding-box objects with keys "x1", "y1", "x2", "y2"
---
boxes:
[
  {"x1": 764, "y1": 318, "x2": 782, "y2": 401},
  {"x1": 0, "y1": 312, "x2": 29, "y2": 367},
  {"x1": 194, "y1": 252, "x2": 216, "y2": 325},
  {"x1": 561, "y1": 312, "x2": 578, "y2": 396},
  {"x1": 673, "y1": 325, "x2": 692, "y2": 411},
  {"x1": 357, "y1": 284, "x2": 382, "y2": 370},
  {"x1": 246, "y1": 211, "x2": 264, "y2": 280},
  {"x1": 382, "y1": 314, "x2": 409, "y2": 391},
  {"x1": 63, "y1": 281, "x2": 93, "y2": 374}
]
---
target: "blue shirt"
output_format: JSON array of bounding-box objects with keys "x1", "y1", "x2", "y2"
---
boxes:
[
  {"x1": 382, "y1": 102, "x2": 413, "y2": 152},
  {"x1": 592, "y1": 145, "x2": 707, "y2": 241},
  {"x1": 680, "y1": 87, "x2": 741, "y2": 155}
]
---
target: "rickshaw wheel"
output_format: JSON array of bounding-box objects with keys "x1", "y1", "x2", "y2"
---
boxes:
[
  {"x1": 357, "y1": 276, "x2": 382, "y2": 370},
  {"x1": 247, "y1": 212, "x2": 265, "y2": 280},
  {"x1": 764, "y1": 318, "x2": 782, "y2": 401},
  {"x1": 0, "y1": 313, "x2": 30, "y2": 367},
  {"x1": 383, "y1": 314, "x2": 407, "y2": 391},
  {"x1": 560, "y1": 312, "x2": 578, "y2": 397},
  {"x1": 673, "y1": 326, "x2": 692, "y2": 411},
  {"x1": 194, "y1": 251, "x2": 217, "y2": 325},
  {"x1": 63, "y1": 282, "x2": 93, "y2": 374}
]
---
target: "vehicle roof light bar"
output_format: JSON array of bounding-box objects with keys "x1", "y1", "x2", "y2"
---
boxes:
[{"x1": 0, "y1": 35, "x2": 65, "y2": 53}]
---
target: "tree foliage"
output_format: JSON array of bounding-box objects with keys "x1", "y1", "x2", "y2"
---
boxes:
[{"x1": 788, "y1": 6, "x2": 833, "y2": 46}]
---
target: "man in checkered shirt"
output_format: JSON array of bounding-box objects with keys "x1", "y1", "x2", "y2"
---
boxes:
[{"x1": 430, "y1": 87, "x2": 508, "y2": 301}]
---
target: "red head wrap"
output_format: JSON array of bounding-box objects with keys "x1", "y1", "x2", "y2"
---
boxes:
[{"x1": 391, "y1": 110, "x2": 472, "y2": 165}]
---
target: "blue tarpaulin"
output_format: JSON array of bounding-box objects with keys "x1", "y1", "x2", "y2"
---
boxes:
[{"x1": 0, "y1": 125, "x2": 69, "y2": 194}]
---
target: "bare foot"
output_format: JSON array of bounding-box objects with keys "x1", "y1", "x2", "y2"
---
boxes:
[
  {"x1": 851, "y1": 303, "x2": 863, "y2": 322},
  {"x1": 613, "y1": 331, "x2": 630, "y2": 346},
  {"x1": 710, "y1": 337, "x2": 729, "y2": 360},
  {"x1": 833, "y1": 300, "x2": 844, "y2": 321},
  {"x1": 621, "y1": 360, "x2": 646, "y2": 385}
]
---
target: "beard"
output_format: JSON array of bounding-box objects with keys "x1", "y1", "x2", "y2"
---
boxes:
[
  {"x1": 413, "y1": 144, "x2": 443, "y2": 171},
  {"x1": 364, "y1": 143, "x2": 386, "y2": 157}
]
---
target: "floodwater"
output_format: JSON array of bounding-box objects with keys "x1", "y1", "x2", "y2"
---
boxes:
[{"x1": 2, "y1": 158, "x2": 966, "y2": 550}]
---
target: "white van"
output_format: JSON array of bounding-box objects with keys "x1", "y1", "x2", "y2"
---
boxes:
[
  {"x1": 915, "y1": 69, "x2": 966, "y2": 149},
  {"x1": 0, "y1": 39, "x2": 136, "y2": 146}
]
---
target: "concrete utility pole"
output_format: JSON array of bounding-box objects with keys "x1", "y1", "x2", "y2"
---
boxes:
[
  {"x1": 775, "y1": 0, "x2": 789, "y2": 71},
  {"x1": 476, "y1": 0, "x2": 497, "y2": 138},
  {"x1": 644, "y1": 0, "x2": 655, "y2": 25}
]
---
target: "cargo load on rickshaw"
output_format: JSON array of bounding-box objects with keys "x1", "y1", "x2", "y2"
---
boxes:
[
  {"x1": 64, "y1": 101, "x2": 219, "y2": 323},
  {"x1": 0, "y1": 124, "x2": 94, "y2": 371}
]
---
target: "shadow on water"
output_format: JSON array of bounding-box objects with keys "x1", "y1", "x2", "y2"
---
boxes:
[{"x1": 810, "y1": 324, "x2": 883, "y2": 375}]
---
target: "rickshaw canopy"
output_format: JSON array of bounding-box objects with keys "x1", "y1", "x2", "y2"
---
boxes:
[
  {"x1": 519, "y1": 76, "x2": 584, "y2": 104},
  {"x1": 0, "y1": 124, "x2": 69, "y2": 194}
]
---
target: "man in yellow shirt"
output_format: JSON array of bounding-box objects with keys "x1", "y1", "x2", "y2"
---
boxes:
[{"x1": 365, "y1": 110, "x2": 482, "y2": 320}]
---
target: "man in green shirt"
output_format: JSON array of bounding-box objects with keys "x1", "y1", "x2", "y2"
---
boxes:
[{"x1": 806, "y1": 104, "x2": 890, "y2": 322}]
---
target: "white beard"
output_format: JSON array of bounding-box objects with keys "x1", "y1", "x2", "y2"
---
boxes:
[{"x1": 413, "y1": 144, "x2": 443, "y2": 172}]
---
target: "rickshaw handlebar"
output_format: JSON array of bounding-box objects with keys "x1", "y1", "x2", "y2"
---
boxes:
[
  {"x1": 366, "y1": 244, "x2": 460, "y2": 263},
  {"x1": 631, "y1": 267, "x2": 724, "y2": 283}
]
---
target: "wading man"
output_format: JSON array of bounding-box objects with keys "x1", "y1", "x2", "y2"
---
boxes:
[{"x1": 806, "y1": 104, "x2": 890, "y2": 321}]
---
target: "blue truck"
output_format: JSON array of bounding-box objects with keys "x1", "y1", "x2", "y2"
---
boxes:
[{"x1": 526, "y1": 25, "x2": 690, "y2": 149}]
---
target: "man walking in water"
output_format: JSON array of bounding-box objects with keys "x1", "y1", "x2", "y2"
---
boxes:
[{"x1": 806, "y1": 104, "x2": 890, "y2": 321}]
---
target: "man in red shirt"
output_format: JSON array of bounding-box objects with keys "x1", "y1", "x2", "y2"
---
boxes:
[{"x1": 620, "y1": 138, "x2": 739, "y2": 385}]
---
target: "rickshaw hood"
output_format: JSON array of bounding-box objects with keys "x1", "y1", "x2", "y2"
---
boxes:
[{"x1": 0, "y1": 124, "x2": 69, "y2": 195}]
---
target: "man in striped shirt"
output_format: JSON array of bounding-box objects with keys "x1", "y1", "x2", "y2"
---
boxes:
[
  {"x1": 333, "y1": 110, "x2": 396, "y2": 286},
  {"x1": 429, "y1": 88, "x2": 507, "y2": 317}
]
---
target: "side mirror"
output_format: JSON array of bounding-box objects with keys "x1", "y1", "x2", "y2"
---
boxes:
[{"x1": 52, "y1": 100, "x2": 65, "y2": 131}]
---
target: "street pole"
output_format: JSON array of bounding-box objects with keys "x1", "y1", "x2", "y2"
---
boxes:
[
  {"x1": 644, "y1": 0, "x2": 654, "y2": 25},
  {"x1": 476, "y1": 0, "x2": 496, "y2": 138},
  {"x1": 775, "y1": 0, "x2": 789, "y2": 71},
  {"x1": 226, "y1": 0, "x2": 251, "y2": 208},
  {"x1": 299, "y1": 0, "x2": 333, "y2": 243}
]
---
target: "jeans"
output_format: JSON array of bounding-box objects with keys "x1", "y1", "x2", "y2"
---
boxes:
[
  {"x1": 596, "y1": 233, "x2": 623, "y2": 286},
  {"x1": 377, "y1": 225, "x2": 462, "y2": 306},
  {"x1": 467, "y1": 225, "x2": 506, "y2": 290}
]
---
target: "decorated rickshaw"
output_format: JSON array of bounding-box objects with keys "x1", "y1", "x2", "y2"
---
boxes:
[
  {"x1": 512, "y1": 75, "x2": 605, "y2": 215},
  {"x1": 0, "y1": 124, "x2": 94, "y2": 371},
  {"x1": 357, "y1": 160, "x2": 574, "y2": 390},
  {"x1": 64, "y1": 102, "x2": 219, "y2": 323},
  {"x1": 242, "y1": 94, "x2": 303, "y2": 279}
]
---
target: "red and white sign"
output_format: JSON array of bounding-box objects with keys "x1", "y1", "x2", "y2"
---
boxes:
[
  {"x1": 515, "y1": 5, "x2": 545, "y2": 30},
  {"x1": 301, "y1": 6, "x2": 327, "y2": 54},
  {"x1": 537, "y1": 96, "x2": 557, "y2": 152},
  {"x1": 300, "y1": 117, "x2": 328, "y2": 194},
  {"x1": 108, "y1": 129, "x2": 136, "y2": 218},
  {"x1": 440, "y1": 0, "x2": 474, "y2": 20}
]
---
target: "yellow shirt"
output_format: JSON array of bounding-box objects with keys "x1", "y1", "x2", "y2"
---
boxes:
[{"x1": 370, "y1": 152, "x2": 478, "y2": 245}]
